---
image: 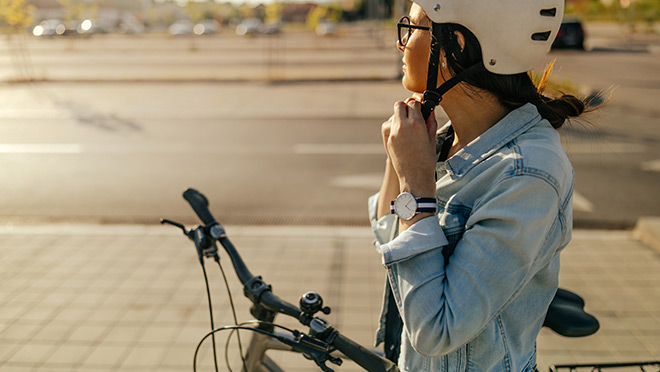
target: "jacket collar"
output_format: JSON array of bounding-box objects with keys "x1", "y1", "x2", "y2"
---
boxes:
[{"x1": 444, "y1": 103, "x2": 542, "y2": 178}]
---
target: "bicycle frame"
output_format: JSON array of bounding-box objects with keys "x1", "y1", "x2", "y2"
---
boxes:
[{"x1": 244, "y1": 330, "x2": 294, "y2": 372}]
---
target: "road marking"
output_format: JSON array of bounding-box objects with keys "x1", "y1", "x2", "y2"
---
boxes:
[
  {"x1": 641, "y1": 159, "x2": 660, "y2": 172},
  {"x1": 330, "y1": 174, "x2": 383, "y2": 190},
  {"x1": 294, "y1": 144, "x2": 383, "y2": 155},
  {"x1": 0, "y1": 144, "x2": 83, "y2": 154},
  {"x1": 573, "y1": 191, "x2": 594, "y2": 213},
  {"x1": 563, "y1": 143, "x2": 645, "y2": 154}
]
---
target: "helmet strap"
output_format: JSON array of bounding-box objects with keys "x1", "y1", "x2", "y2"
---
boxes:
[{"x1": 420, "y1": 23, "x2": 486, "y2": 120}]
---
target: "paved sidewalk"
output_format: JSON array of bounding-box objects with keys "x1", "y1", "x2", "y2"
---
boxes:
[{"x1": 1, "y1": 224, "x2": 659, "y2": 372}]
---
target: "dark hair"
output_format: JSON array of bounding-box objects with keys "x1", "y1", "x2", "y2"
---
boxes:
[{"x1": 437, "y1": 23, "x2": 585, "y2": 129}]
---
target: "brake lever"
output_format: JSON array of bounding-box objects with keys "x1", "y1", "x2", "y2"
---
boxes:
[
  {"x1": 160, "y1": 218, "x2": 189, "y2": 236},
  {"x1": 267, "y1": 330, "x2": 341, "y2": 372}
]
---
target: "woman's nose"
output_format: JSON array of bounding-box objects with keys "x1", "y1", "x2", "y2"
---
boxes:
[{"x1": 397, "y1": 40, "x2": 405, "y2": 52}]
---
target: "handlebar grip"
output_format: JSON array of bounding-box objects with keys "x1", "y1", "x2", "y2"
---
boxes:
[
  {"x1": 183, "y1": 188, "x2": 218, "y2": 227},
  {"x1": 332, "y1": 332, "x2": 399, "y2": 372}
]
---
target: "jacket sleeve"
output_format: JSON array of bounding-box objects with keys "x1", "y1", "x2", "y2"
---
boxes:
[
  {"x1": 381, "y1": 174, "x2": 560, "y2": 356},
  {"x1": 368, "y1": 192, "x2": 399, "y2": 250}
]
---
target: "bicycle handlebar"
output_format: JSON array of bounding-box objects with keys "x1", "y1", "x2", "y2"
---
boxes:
[
  {"x1": 180, "y1": 188, "x2": 400, "y2": 372},
  {"x1": 183, "y1": 188, "x2": 218, "y2": 227},
  {"x1": 330, "y1": 332, "x2": 399, "y2": 372}
]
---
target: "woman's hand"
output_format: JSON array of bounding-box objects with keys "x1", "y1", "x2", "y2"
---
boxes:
[{"x1": 385, "y1": 100, "x2": 438, "y2": 198}]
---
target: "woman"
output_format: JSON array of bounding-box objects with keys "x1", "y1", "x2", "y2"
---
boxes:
[{"x1": 368, "y1": 0, "x2": 586, "y2": 370}]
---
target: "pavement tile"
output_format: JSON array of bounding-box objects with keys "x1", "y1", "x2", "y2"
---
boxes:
[
  {"x1": 43, "y1": 343, "x2": 94, "y2": 365},
  {"x1": 101, "y1": 325, "x2": 144, "y2": 344},
  {"x1": 30, "y1": 323, "x2": 76, "y2": 342},
  {"x1": 80, "y1": 343, "x2": 129, "y2": 368},
  {"x1": 0, "y1": 321, "x2": 41, "y2": 342},
  {"x1": 120, "y1": 345, "x2": 166, "y2": 368},
  {"x1": 7, "y1": 341, "x2": 55, "y2": 364},
  {"x1": 2, "y1": 225, "x2": 660, "y2": 372},
  {"x1": 600, "y1": 331, "x2": 647, "y2": 352},
  {"x1": 158, "y1": 345, "x2": 194, "y2": 368},
  {"x1": 137, "y1": 325, "x2": 180, "y2": 345},
  {"x1": 66, "y1": 324, "x2": 111, "y2": 343}
]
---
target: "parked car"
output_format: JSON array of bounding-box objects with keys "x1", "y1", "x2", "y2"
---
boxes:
[
  {"x1": 552, "y1": 17, "x2": 586, "y2": 50},
  {"x1": 119, "y1": 20, "x2": 145, "y2": 35},
  {"x1": 77, "y1": 19, "x2": 103, "y2": 35},
  {"x1": 32, "y1": 19, "x2": 65, "y2": 37},
  {"x1": 168, "y1": 20, "x2": 194, "y2": 36},
  {"x1": 235, "y1": 18, "x2": 262, "y2": 36},
  {"x1": 315, "y1": 21, "x2": 338, "y2": 37},
  {"x1": 193, "y1": 19, "x2": 220, "y2": 35},
  {"x1": 261, "y1": 22, "x2": 281, "y2": 35}
]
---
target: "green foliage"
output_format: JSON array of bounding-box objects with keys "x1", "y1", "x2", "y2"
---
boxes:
[
  {"x1": 185, "y1": 1, "x2": 220, "y2": 23},
  {"x1": 354, "y1": 0, "x2": 394, "y2": 19},
  {"x1": 0, "y1": 0, "x2": 35, "y2": 32},
  {"x1": 57, "y1": 0, "x2": 85, "y2": 22},
  {"x1": 306, "y1": 3, "x2": 342, "y2": 30},
  {"x1": 265, "y1": 2, "x2": 283, "y2": 25},
  {"x1": 580, "y1": 0, "x2": 660, "y2": 25}
]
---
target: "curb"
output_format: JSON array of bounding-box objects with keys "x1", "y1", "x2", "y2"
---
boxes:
[{"x1": 632, "y1": 217, "x2": 660, "y2": 253}]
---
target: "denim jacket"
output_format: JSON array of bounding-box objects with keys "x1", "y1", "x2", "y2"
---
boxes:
[{"x1": 368, "y1": 103, "x2": 574, "y2": 372}]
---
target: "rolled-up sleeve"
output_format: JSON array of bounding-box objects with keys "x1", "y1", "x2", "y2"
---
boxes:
[
  {"x1": 368, "y1": 193, "x2": 398, "y2": 250},
  {"x1": 379, "y1": 216, "x2": 448, "y2": 266}
]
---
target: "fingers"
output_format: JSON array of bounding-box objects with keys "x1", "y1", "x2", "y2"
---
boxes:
[
  {"x1": 426, "y1": 113, "x2": 438, "y2": 144},
  {"x1": 406, "y1": 100, "x2": 423, "y2": 123},
  {"x1": 393, "y1": 101, "x2": 408, "y2": 125},
  {"x1": 400, "y1": 100, "x2": 438, "y2": 145}
]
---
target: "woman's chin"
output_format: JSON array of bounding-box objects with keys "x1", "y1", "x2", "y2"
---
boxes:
[{"x1": 401, "y1": 77, "x2": 424, "y2": 94}]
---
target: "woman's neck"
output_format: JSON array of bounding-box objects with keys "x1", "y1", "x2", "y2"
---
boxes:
[{"x1": 440, "y1": 88, "x2": 510, "y2": 158}]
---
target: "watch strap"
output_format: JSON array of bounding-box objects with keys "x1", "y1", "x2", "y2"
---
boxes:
[
  {"x1": 390, "y1": 197, "x2": 437, "y2": 215},
  {"x1": 415, "y1": 197, "x2": 437, "y2": 213}
]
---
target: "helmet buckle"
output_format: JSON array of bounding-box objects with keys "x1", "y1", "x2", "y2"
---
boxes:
[{"x1": 433, "y1": 4, "x2": 441, "y2": 11}]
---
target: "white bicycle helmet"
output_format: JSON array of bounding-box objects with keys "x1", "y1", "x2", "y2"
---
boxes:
[
  {"x1": 415, "y1": 0, "x2": 565, "y2": 119},
  {"x1": 414, "y1": 0, "x2": 564, "y2": 74}
]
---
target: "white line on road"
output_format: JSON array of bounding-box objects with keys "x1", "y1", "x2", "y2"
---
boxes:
[
  {"x1": 573, "y1": 191, "x2": 595, "y2": 213},
  {"x1": 294, "y1": 144, "x2": 383, "y2": 155},
  {"x1": 563, "y1": 143, "x2": 645, "y2": 155},
  {"x1": 330, "y1": 174, "x2": 383, "y2": 190},
  {"x1": 0, "y1": 144, "x2": 83, "y2": 154},
  {"x1": 641, "y1": 159, "x2": 660, "y2": 172}
]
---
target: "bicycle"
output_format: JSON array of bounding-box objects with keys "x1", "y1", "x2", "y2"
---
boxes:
[{"x1": 161, "y1": 188, "x2": 654, "y2": 372}]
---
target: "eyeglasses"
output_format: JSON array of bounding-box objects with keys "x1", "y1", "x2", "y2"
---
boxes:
[{"x1": 397, "y1": 16, "x2": 431, "y2": 47}]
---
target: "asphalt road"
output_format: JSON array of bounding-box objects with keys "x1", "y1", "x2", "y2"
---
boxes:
[{"x1": 0, "y1": 25, "x2": 658, "y2": 228}]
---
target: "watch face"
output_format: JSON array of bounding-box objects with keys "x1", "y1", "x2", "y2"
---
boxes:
[{"x1": 394, "y1": 192, "x2": 416, "y2": 220}]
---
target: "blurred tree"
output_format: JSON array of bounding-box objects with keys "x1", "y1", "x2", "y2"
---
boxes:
[
  {"x1": 0, "y1": 0, "x2": 36, "y2": 82},
  {"x1": 354, "y1": 0, "x2": 393, "y2": 19},
  {"x1": 581, "y1": 0, "x2": 659, "y2": 26},
  {"x1": 57, "y1": 0, "x2": 85, "y2": 23},
  {"x1": 264, "y1": 2, "x2": 282, "y2": 24},
  {"x1": 636, "y1": 0, "x2": 660, "y2": 30},
  {"x1": 305, "y1": 5, "x2": 326, "y2": 30},
  {"x1": 0, "y1": 0, "x2": 35, "y2": 33},
  {"x1": 306, "y1": 3, "x2": 342, "y2": 30},
  {"x1": 239, "y1": 3, "x2": 254, "y2": 20},
  {"x1": 185, "y1": 0, "x2": 218, "y2": 22}
]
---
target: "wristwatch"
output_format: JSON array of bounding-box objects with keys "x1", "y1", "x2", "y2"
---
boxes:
[{"x1": 390, "y1": 192, "x2": 437, "y2": 220}]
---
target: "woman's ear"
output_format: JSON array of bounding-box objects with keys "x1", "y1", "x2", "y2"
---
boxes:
[{"x1": 454, "y1": 31, "x2": 466, "y2": 52}]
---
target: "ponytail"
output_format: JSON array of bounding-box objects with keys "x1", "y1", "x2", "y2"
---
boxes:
[{"x1": 533, "y1": 93, "x2": 585, "y2": 129}]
